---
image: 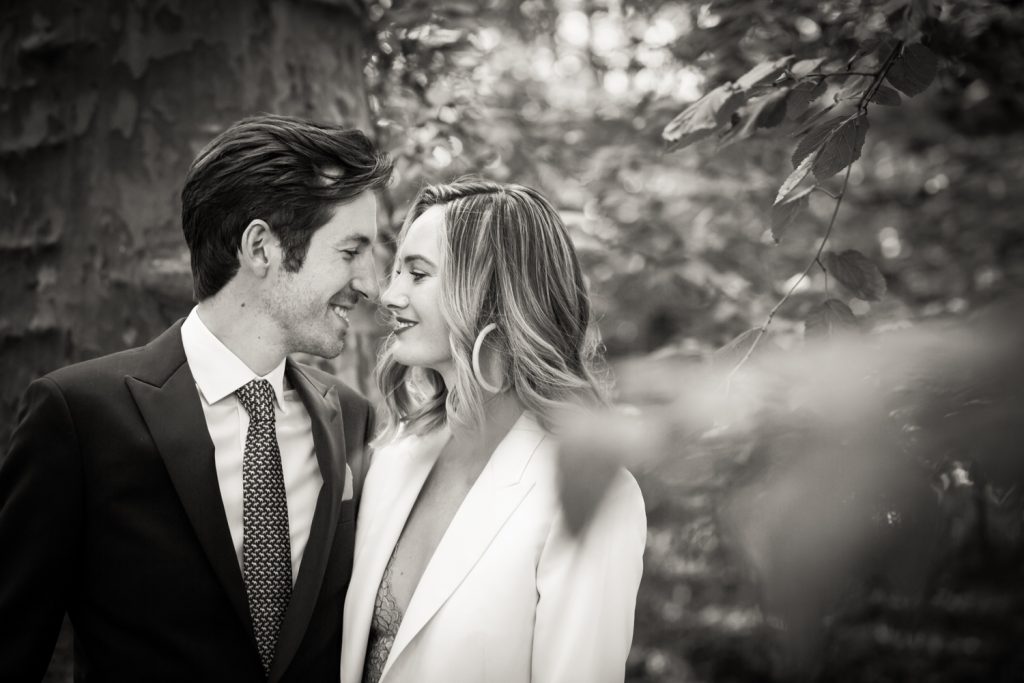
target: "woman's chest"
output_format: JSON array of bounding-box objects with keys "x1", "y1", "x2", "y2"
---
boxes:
[{"x1": 388, "y1": 462, "x2": 482, "y2": 609}]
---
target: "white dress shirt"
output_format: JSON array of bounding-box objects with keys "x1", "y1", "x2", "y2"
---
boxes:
[{"x1": 180, "y1": 307, "x2": 323, "y2": 582}]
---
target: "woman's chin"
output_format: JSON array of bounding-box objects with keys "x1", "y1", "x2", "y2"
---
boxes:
[
  {"x1": 393, "y1": 352, "x2": 427, "y2": 371},
  {"x1": 392, "y1": 345, "x2": 447, "y2": 370}
]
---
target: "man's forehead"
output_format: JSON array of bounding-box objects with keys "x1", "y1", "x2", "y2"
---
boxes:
[{"x1": 324, "y1": 192, "x2": 378, "y2": 242}]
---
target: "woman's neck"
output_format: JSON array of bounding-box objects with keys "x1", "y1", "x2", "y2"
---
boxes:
[
  {"x1": 480, "y1": 391, "x2": 524, "y2": 441},
  {"x1": 447, "y1": 390, "x2": 524, "y2": 461}
]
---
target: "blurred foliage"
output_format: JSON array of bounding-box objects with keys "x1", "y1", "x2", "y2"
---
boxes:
[{"x1": 361, "y1": 0, "x2": 1024, "y2": 680}]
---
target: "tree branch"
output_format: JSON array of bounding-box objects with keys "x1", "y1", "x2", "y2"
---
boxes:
[
  {"x1": 725, "y1": 41, "x2": 904, "y2": 386},
  {"x1": 725, "y1": 154, "x2": 852, "y2": 389},
  {"x1": 804, "y1": 71, "x2": 878, "y2": 79}
]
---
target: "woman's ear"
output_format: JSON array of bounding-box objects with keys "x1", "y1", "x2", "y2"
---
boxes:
[{"x1": 238, "y1": 219, "x2": 277, "y2": 278}]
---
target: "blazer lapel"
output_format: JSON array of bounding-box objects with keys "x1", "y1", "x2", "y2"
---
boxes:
[
  {"x1": 269, "y1": 361, "x2": 346, "y2": 682},
  {"x1": 381, "y1": 415, "x2": 546, "y2": 680},
  {"x1": 342, "y1": 429, "x2": 447, "y2": 683},
  {"x1": 125, "y1": 322, "x2": 253, "y2": 642}
]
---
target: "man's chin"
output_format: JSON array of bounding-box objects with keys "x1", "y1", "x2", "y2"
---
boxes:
[
  {"x1": 294, "y1": 336, "x2": 347, "y2": 360},
  {"x1": 319, "y1": 339, "x2": 347, "y2": 359}
]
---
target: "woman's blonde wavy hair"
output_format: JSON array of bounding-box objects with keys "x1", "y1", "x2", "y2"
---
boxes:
[{"x1": 374, "y1": 179, "x2": 608, "y2": 443}]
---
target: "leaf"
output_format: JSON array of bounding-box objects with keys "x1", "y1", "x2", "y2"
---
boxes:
[
  {"x1": 874, "y1": 36, "x2": 900, "y2": 60},
  {"x1": 736, "y1": 56, "x2": 794, "y2": 90},
  {"x1": 870, "y1": 84, "x2": 902, "y2": 106},
  {"x1": 714, "y1": 327, "x2": 765, "y2": 369},
  {"x1": 775, "y1": 153, "x2": 815, "y2": 204},
  {"x1": 847, "y1": 38, "x2": 882, "y2": 68},
  {"x1": 669, "y1": 27, "x2": 718, "y2": 61},
  {"x1": 885, "y1": 43, "x2": 938, "y2": 96},
  {"x1": 880, "y1": 0, "x2": 910, "y2": 14},
  {"x1": 434, "y1": 0, "x2": 482, "y2": 17},
  {"x1": 791, "y1": 58, "x2": 825, "y2": 77},
  {"x1": 716, "y1": 109, "x2": 761, "y2": 150},
  {"x1": 805, "y1": 299, "x2": 859, "y2": 338},
  {"x1": 793, "y1": 102, "x2": 836, "y2": 128},
  {"x1": 792, "y1": 115, "x2": 847, "y2": 167},
  {"x1": 822, "y1": 249, "x2": 888, "y2": 301},
  {"x1": 717, "y1": 90, "x2": 790, "y2": 148},
  {"x1": 771, "y1": 187, "x2": 812, "y2": 242},
  {"x1": 785, "y1": 78, "x2": 826, "y2": 118},
  {"x1": 898, "y1": 0, "x2": 933, "y2": 40},
  {"x1": 407, "y1": 25, "x2": 466, "y2": 48},
  {"x1": 664, "y1": 83, "x2": 746, "y2": 151},
  {"x1": 836, "y1": 75, "x2": 871, "y2": 101},
  {"x1": 909, "y1": 0, "x2": 935, "y2": 27},
  {"x1": 557, "y1": 433, "x2": 620, "y2": 535},
  {"x1": 756, "y1": 89, "x2": 790, "y2": 128},
  {"x1": 812, "y1": 114, "x2": 869, "y2": 180}
]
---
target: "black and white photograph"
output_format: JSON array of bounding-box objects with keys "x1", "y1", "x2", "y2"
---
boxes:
[{"x1": 2, "y1": 1, "x2": 1023, "y2": 681}]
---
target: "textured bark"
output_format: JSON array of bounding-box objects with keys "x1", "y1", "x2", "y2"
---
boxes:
[{"x1": 0, "y1": 0, "x2": 372, "y2": 456}]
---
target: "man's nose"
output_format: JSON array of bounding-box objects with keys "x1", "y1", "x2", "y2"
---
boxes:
[{"x1": 352, "y1": 255, "x2": 380, "y2": 302}]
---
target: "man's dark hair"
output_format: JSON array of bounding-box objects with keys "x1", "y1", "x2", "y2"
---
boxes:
[{"x1": 181, "y1": 114, "x2": 393, "y2": 300}]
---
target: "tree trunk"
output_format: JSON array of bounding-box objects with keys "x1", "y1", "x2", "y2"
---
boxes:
[
  {"x1": 0, "y1": 0, "x2": 373, "y2": 453},
  {"x1": 1, "y1": 1, "x2": 371, "y2": 678}
]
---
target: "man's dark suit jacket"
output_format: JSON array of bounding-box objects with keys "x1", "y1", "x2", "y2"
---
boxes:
[{"x1": 0, "y1": 321, "x2": 374, "y2": 682}]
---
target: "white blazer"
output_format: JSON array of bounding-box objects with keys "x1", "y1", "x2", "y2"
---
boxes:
[{"x1": 340, "y1": 412, "x2": 647, "y2": 683}]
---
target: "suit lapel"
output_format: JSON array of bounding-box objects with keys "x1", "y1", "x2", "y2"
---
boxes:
[
  {"x1": 342, "y1": 429, "x2": 447, "y2": 683},
  {"x1": 126, "y1": 324, "x2": 354, "y2": 680},
  {"x1": 125, "y1": 322, "x2": 253, "y2": 642},
  {"x1": 269, "y1": 361, "x2": 346, "y2": 682},
  {"x1": 381, "y1": 415, "x2": 546, "y2": 680}
]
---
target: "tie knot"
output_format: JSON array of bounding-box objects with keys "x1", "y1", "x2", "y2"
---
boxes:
[{"x1": 236, "y1": 379, "x2": 276, "y2": 422}]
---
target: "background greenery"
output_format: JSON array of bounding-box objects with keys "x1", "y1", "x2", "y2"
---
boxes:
[{"x1": 2, "y1": 0, "x2": 1022, "y2": 681}]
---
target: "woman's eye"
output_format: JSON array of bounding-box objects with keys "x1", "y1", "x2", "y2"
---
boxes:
[{"x1": 410, "y1": 271, "x2": 427, "y2": 282}]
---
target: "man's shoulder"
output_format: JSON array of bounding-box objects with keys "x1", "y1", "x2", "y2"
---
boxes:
[
  {"x1": 43, "y1": 322, "x2": 184, "y2": 394},
  {"x1": 45, "y1": 345, "x2": 152, "y2": 392}
]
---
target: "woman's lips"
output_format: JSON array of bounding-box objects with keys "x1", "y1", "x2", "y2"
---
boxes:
[{"x1": 394, "y1": 318, "x2": 417, "y2": 334}]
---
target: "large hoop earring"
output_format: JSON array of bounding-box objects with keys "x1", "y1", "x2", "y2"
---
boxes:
[{"x1": 472, "y1": 323, "x2": 504, "y2": 394}]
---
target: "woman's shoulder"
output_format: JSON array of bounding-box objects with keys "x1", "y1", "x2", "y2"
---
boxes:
[
  {"x1": 521, "y1": 419, "x2": 646, "y2": 526},
  {"x1": 527, "y1": 437, "x2": 646, "y2": 561},
  {"x1": 601, "y1": 467, "x2": 647, "y2": 535}
]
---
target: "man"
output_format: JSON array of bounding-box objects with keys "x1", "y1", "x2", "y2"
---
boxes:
[{"x1": 0, "y1": 115, "x2": 393, "y2": 681}]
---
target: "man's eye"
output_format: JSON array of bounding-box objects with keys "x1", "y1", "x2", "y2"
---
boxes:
[{"x1": 341, "y1": 249, "x2": 359, "y2": 260}]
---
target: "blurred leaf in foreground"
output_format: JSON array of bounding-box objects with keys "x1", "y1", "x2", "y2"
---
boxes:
[{"x1": 555, "y1": 293, "x2": 1024, "y2": 677}]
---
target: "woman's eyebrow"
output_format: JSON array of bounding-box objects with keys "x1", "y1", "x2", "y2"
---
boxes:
[{"x1": 402, "y1": 254, "x2": 436, "y2": 268}]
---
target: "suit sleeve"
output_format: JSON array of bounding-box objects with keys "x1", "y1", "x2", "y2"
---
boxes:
[
  {"x1": 0, "y1": 377, "x2": 84, "y2": 679},
  {"x1": 532, "y1": 468, "x2": 647, "y2": 683}
]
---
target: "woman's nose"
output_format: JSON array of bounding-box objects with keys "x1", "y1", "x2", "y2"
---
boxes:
[{"x1": 380, "y1": 279, "x2": 408, "y2": 311}]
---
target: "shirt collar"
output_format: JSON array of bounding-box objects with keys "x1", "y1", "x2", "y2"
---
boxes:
[{"x1": 180, "y1": 307, "x2": 288, "y2": 410}]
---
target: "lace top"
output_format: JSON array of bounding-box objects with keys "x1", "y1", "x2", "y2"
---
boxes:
[{"x1": 363, "y1": 546, "x2": 404, "y2": 683}]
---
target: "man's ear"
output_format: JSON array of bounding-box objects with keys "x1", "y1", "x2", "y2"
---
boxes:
[{"x1": 238, "y1": 219, "x2": 277, "y2": 277}]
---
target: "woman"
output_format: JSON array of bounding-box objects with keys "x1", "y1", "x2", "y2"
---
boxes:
[{"x1": 341, "y1": 180, "x2": 646, "y2": 683}]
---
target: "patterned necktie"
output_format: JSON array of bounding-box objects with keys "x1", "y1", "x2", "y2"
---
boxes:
[{"x1": 236, "y1": 378, "x2": 293, "y2": 676}]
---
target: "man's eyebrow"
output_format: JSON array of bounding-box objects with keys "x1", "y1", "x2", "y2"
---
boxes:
[
  {"x1": 338, "y1": 234, "x2": 373, "y2": 248},
  {"x1": 402, "y1": 254, "x2": 436, "y2": 268}
]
